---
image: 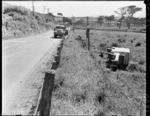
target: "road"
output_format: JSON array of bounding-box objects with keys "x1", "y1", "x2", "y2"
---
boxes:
[{"x1": 2, "y1": 30, "x2": 62, "y2": 114}]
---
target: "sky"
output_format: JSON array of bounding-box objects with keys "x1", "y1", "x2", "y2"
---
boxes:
[{"x1": 3, "y1": 1, "x2": 146, "y2": 18}]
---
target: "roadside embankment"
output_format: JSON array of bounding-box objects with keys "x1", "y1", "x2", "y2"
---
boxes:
[
  {"x1": 2, "y1": 3, "x2": 55, "y2": 39},
  {"x1": 50, "y1": 29, "x2": 146, "y2": 116}
]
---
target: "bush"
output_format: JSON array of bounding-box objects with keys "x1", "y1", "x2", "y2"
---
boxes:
[
  {"x1": 99, "y1": 43, "x2": 107, "y2": 50},
  {"x1": 4, "y1": 5, "x2": 30, "y2": 15},
  {"x1": 8, "y1": 12, "x2": 24, "y2": 21},
  {"x1": 131, "y1": 40, "x2": 133, "y2": 43},
  {"x1": 96, "y1": 111, "x2": 106, "y2": 116},
  {"x1": 111, "y1": 42, "x2": 120, "y2": 47},
  {"x1": 95, "y1": 92, "x2": 106, "y2": 104},
  {"x1": 135, "y1": 42, "x2": 141, "y2": 47},
  {"x1": 127, "y1": 62, "x2": 139, "y2": 72},
  {"x1": 139, "y1": 65, "x2": 146, "y2": 73},
  {"x1": 138, "y1": 57, "x2": 145, "y2": 65},
  {"x1": 118, "y1": 38, "x2": 126, "y2": 43}
]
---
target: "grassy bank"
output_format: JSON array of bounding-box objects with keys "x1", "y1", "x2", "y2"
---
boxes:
[
  {"x1": 50, "y1": 29, "x2": 146, "y2": 115},
  {"x1": 2, "y1": 3, "x2": 55, "y2": 39}
]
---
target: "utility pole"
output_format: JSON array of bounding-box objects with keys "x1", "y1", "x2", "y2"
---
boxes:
[
  {"x1": 87, "y1": 16, "x2": 89, "y2": 25},
  {"x1": 47, "y1": 8, "x2": 49, "y2": 14},
  {"x1": 32, "y1": 0, "x2": 35, "y2": 16},
  {"x1": 43, "y1": 5, "x2": 46, "y2": 14},
  {"x1": 72, "y1": 15, "x2": 75, "y2": 32},
  {"x1": 86, "y1": 16, "x2": 90, "y2": 51}
]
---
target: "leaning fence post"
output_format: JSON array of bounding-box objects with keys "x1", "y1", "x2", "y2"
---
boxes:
[{"x1": 86, "y1": 25, "x2": 90, "y2": 51}]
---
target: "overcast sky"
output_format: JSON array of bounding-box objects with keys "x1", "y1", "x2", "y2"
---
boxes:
[{"x1": 3, "y1": 1, "x2": 145, "y2": 18}]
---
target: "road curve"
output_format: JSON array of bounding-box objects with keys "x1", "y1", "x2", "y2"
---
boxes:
[{"x1": 2, "y1": 30, "x2": 62, "y2": 114}]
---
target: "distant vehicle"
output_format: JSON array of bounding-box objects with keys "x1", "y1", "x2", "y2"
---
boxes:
[
  {"x1": 54, "y1": 25, "x2": 68, "y2": 38},
  {"x1": 99, "y1": 47, "x2": 130, "y2": 71}
]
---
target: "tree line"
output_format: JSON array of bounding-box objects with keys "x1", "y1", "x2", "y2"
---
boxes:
[{"x1": 97, "y1": 5, "x2": 146, "y2": 29}]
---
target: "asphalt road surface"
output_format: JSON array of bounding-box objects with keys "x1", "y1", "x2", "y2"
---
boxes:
[{"x1": 2, "y1": 30, "x2": 62, "y2": 114}]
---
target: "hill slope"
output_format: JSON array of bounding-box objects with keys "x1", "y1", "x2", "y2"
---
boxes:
[{"x1": 2, "y1": 3, "x2": 55, "y2": 39}]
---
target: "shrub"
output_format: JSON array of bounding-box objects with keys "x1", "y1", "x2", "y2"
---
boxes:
[
  {"x1": 131, "y1": 40, "x2": 133, "y2": 43},
  {"x1": 118, "y1": 38, "x2": 126, "y2": 43},
  {"x1": 96, "y1": 92, "x2": 106, "y2": 104},
  {"x1": 99, "y1": 43, "x2": 107, "y2": 50},
  {"x1": 135, "y1": 42, "x2": 141, "y2": 47},
  {"x1": 96, "y1": 111, "x2": 106, "y2": 116},
  {"x1": 138, "y1": 57, "x2": 145, "y2": 65},
  {"x1": 4, "y1": 5, "x2": 30, "y2": 15},
  {"x1": 72, "y1": 92, "x2": 87, "y2": 104},
  {"x1": 138, "y1": 65, "x2": 146, "y2": 73},
  {"x1": 127, "y1": 62, "x2": 139, "y2": 72},
  {"x1": 8, "y1": 12, "x2": 24, "y2": 21},
  {"x1": 111, "y1": 42, "x2": 120, "y2": 47}
]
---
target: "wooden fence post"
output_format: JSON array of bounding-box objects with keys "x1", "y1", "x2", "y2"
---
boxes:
[{"x1": 86, "y1": 16, "x2": 90, "y2": 51}]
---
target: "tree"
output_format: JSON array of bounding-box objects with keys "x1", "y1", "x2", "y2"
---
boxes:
[
  {"x1": 132, "y1": 17, "x2": 139, "y2": 26},
  {"x1": 114, "y1": 6, "x2": 127, "y2": 29},
  {"x1": 115, "y1": 5, "x2": 142, "y2": 29},
  {"x1": 125, "y1": 5, "x2": 142, "y2": 29},
  {"x1": 105, "y1": 15, "x2": 115, "y2": 26},
  {"x1": 47, "y1": 12, "x2": 54, "y2": 17},
  {"x1": 97, "y1": 16, "x2": 104, "y2": 26},
  {"x1": 63, "y1": 17, "x2": 72, "y2": 24},
  {"x1": 57, "y1": 12, "x2": 63, "y2": 17}
]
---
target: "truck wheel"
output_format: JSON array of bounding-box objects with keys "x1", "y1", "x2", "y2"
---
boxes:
[
  {"x1": 110, "y1": 66, "x2": 117, "y2": 71},
  {"x1": 65, "y1": 30, "x2": 68, "y2": 35},
  {"x1": 54, "y1": 35, "x2": 57, "y2": 38},
  {"x1": 122, "y1": 66, "x2": 127, "y2": 71}
]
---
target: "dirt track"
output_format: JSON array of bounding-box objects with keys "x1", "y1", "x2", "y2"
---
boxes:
[{"x1": 2, "y1": 30, "x2": 62, "y2": 115}]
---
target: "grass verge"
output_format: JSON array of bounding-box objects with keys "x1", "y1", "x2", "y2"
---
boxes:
[{"x1": 50, "y1": 29, "x2": 146, "y2": 116}]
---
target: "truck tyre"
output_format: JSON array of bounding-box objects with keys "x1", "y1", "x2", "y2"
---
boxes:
[
  {"x1": 65, "y1": 30, "x2": 68, "y2": 35},
  {"x1": 122, "y1": 66, "x2": 127, "y2": 71},
  {"x1": 110, "y1": 66, "x2": 117, "y2": 71},
  {"x1": 54, "y1": 35, "x2": 57, "y2": 38}
]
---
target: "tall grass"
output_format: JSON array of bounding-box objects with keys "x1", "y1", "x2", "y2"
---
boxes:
[
  {"x1": 51, "y1": 29, "x2": 146, "y2": 115},
  {"x1": 2, "y1": 3, "x2": 55, "y2": 39}
]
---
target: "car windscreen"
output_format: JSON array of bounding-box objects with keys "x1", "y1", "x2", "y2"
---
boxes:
[
  {"x1": 56, "y1": 26, "x2": 65, "y2": 29},
  {"x1": 108, "y1": 54, "x2": 115, "y2": 60}
]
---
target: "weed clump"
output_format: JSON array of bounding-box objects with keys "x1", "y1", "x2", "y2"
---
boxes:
[
  {"x1": 111, "y1": 42, "x2": 120, "y2": 47},
  {"x1": 95, "y1": 111, "x2": 106, "y2": 116},
  {"x1": 138, "y1": 57, "x2": 145, "y2": 65},
  {"x1": 4, "y1": 5, "x2": 30, "y2": 15},
  {"x1": 96, "y1": 92, "x2": 106, "y2": 104},
  {"x1": 118, "y1": 38, "x2": 126, "y2": 43},
  {"x1": 126, "y1": 62, "x2": 139, "y2": 72},
  {"x1": 99, "y1": 43, "x2": 107, "y2": 50},
  {"x1": 135, "y1": 42, "x2": 141, "y2": 47}
]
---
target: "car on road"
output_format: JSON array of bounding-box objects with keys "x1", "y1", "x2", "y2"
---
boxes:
[{"x1": 54, "y1": 25, "x2": 68, "y2": 38}]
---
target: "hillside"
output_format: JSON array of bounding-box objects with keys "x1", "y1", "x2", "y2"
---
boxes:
[{"x1": 2, "y1": 3, "x2": 55, "y2": 39}]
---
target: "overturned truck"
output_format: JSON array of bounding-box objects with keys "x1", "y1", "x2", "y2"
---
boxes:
[{"x1": 100, "y1": 47, "x2": 130, "y2": 71}]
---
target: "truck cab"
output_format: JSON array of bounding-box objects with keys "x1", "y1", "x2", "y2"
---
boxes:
[
  {"x1": 54, "y1": 25, "x2": 68, "y2": 38},
  {"x1": 102, "y1": 47, "x2": 130, "y2": 71}
]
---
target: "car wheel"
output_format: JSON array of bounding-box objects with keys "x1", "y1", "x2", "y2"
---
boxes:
[
  {"x1": 110, "y1": 65, "x2": 117, "y2": 71},
  {"x1": 54, "y1": 35, "x2": 57, "y2": 38}
]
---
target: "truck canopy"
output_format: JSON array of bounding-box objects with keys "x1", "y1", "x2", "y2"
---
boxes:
[{"x1": 111, "y1": 47, "x2": 130, "y2": 53}]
